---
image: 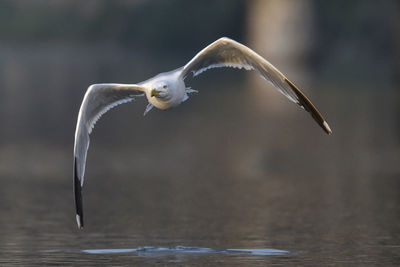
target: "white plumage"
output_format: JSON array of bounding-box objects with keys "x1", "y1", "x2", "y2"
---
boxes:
[{"x1": 73, "y1": 37, "x2": 331, "y2": 229}]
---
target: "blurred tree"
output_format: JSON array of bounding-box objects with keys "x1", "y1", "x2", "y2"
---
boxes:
[
  {"x1": 0, "y1": 0, "x2": 246, "y2": 144},
  {"x1": 395, "y1": 1, "x2": 400, "y2": 138},
  {"x1": 312, "y1": 0, "x2": 397, "y2": 87},
  {"x1": 0, "y1": 0, "x2": 245, "y2": 51},
  {"x1": 246, "y1": 0, "x2": 315, "y2": 111}
]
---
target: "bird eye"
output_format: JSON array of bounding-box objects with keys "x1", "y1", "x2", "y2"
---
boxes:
[{"x1": 163, "y1": 85, "x2": 167, "y2": 89}]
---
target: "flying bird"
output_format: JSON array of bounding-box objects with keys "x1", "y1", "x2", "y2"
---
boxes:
[{"x1": 73, "y1": 37, "x2": 331, "y2": 229}]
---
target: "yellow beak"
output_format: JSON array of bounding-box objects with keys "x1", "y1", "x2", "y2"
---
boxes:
[{"x1": 151, "y1": 89, "x2": 160, "y2": 97}]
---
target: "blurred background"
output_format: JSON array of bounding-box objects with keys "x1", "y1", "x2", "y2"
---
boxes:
[{"x1": 0, "y1": 0, "x2": 399, "y2": 265}]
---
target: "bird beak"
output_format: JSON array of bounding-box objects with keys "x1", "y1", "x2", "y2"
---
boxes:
[{"x1": 151, "y1": 89, "x2": 160, "y2": 97}]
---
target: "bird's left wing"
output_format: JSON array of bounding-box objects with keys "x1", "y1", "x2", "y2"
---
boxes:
[
  {"x1": 180, "y1": 37, "x2": 331, "y2": 135},
  {"x1": 73, "y1": 83, "x2": 145, "y2": 229}
]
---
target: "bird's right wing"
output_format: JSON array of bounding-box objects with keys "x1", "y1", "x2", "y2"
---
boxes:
[
  {"x1": 180, "y1": 37, "x2": 331, "y2": 135},
  {"x1": 73, "y1": 83, "x2": 146, "y2": 229}
]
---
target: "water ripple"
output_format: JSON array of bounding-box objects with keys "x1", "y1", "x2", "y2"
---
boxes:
[{"x1": 80, "y1": 246, "x2": 290, "y2": 256}]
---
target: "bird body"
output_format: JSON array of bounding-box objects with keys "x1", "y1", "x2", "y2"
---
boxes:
[
  {"x1": 73, "y1": 37, "x2": 331, "y2": 229},
  {"x1": 141, "y1": 68, "x2": 187, "y2": 110}
]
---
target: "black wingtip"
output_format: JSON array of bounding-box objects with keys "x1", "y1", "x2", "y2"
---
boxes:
[
  {"x1": 284, "y1": 78, "x2": 332, "y2": 135},
  {"x1": 74, "y1": 157, "x2": 84, "y2": 229}
]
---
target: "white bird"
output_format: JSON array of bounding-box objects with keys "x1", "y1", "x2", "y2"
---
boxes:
[{"x1": 73, "y1": 37, "x2": 331, "y2": 229}]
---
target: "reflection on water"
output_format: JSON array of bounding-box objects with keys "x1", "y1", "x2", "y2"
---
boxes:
[{"x1": 81, "y1": 246, "x2": 290, "y2": 256}]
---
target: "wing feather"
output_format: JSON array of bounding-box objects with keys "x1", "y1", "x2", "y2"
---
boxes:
[
  {"x1": 73, "y1": 83, "x2": 145, "y2": 228},
  {"x1": 180, "y1": 37, "x2": 331, "y2": 134}
]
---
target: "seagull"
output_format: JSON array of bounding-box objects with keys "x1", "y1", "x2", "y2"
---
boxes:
[{"x1": 73, "y1": 37, "x2": 331, "y2": 229}]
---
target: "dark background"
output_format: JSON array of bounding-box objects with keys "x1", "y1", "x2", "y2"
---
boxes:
[{"x1": 0, "y1": 0, "x2": 399, "y2": 265}]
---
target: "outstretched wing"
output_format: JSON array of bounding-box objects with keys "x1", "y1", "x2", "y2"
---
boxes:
[
  {"x1": 180, "y1": 37, "x2": 331, "y2": 135},
  {"x1": 73, "y1": 83, "x2": 145, "y2": 229}
]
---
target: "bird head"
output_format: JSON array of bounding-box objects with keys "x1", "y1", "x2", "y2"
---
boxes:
[{"x1": 150, "y1": 82, "x2": 169, "y2": 98}]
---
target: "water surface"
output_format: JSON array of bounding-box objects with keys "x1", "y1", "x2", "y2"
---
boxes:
[{"x1": 0, "y1": 88, "x2": 399, "y2": 266}]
